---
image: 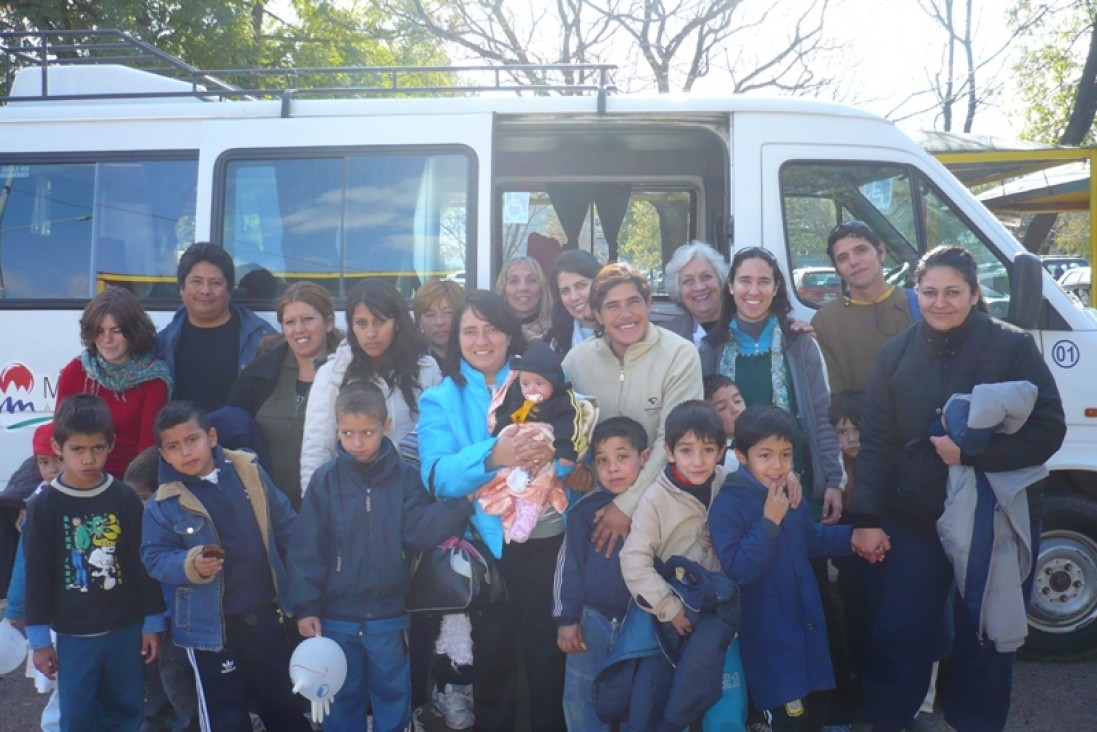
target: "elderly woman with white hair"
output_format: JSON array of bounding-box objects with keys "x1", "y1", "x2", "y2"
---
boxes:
[{"x1": 663, "y1": 240, "x2": 730, "y2": 345}]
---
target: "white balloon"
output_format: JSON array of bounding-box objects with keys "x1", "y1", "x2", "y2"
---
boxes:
[
  {"x1": 289, "y1": 636, "x2": 347, "y2": 724},
  {"x1": 0, "y1": 619, "x2": 27, "y2": 675}
]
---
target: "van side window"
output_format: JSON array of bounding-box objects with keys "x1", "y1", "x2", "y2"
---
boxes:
[
  {"x1": 220, "y1": 150, "x2": 470, "y2": 301},
  {"x1": 499, "y1": 187, "x2": 693, "y2": 296},
  {"x1": 0, "y1": 158, "x2": 198, "y2": 301}
]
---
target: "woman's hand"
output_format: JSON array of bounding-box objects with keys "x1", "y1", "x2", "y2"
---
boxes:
[
  {"x1": 592, "y1": 503, "x2": 631, "y2": 557},
  {"x1": 785, "y1": 472, "x2": 804, "y2": 509},
  {"x1": 820, "y1": 487, "x2": 843, "y2": 525},
  {"x1": 509, "y1": 428, "x2": 555, "y2": 472},
  {"x1": 789, "y1": 318, "x2": 816, "y2": 335},
  {"x1": 930, "y1": 434, "x2": 962, "y2": 465}
]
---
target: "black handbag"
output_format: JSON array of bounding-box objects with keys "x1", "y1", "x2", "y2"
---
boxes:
[{"x1": 406, "y1": 532, "x2": 506, "y2": 613}]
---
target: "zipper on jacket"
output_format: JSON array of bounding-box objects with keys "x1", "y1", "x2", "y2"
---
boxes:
[
  {"x1": 617, "y1": 364, "x2": 625, "y2": 412},
  {"x1": 366, "y1": 486, "x2": 372, "y2": 513}
]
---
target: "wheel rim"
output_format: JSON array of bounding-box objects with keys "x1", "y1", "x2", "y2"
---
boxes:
[{"x1": 1029, "y1": 530, "x2": 1097, "y2": 635}]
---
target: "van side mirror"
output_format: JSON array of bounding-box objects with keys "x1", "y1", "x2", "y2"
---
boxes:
[{"x1": 1007, "y1": 252, "x2": 1043, "y2": 330}]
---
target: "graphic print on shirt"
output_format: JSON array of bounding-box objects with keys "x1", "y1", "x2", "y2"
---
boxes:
[{"x1": 64, "y1": 511, "x2": 122, "y2": 592}]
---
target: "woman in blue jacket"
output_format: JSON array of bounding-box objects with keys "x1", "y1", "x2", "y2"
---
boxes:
[{"x1": 417, "y1": 290, "x2": 561, "y2": 732}]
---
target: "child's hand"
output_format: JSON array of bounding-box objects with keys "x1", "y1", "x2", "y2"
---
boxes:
[
  {"x1": 192, "y1": 552, "x2": 224, "y2": 579},
  {"x1": 670, "y1": 608, "x2": 693, "y2": 637},
  {"x1": 142, "y1": 632, "x2": 161, "y2": 664},
  {"x1": 33, "y1": 646, "x2": 58, "y2": 680},
  {"x1": 298, "y1": 616, "x2": 322, "y2": 638},
  {"x1": 557, "y1": 624, "x2": 587, "y2": 654},
  {"x1": 763, "y1": 477, "x2": 790, "y2": 526},
  {"x1": 785, "y1": 472, "x2": 803, "y2": 510}
]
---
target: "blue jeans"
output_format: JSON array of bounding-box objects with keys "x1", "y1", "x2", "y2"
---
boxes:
[
  {"x1": 563, "y1": 606, "x2": 623, "y2": 732},
  {"x1": 57, "y1": 622, "x2": 144, "y2": 732},
  {"x1": 324, "y1": 615, "x2": 412, "y2": 732}
]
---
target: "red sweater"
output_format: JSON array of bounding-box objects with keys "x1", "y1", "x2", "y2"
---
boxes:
[{"x1": 55, "y1": 358, "x2": 169, "y2": 479}]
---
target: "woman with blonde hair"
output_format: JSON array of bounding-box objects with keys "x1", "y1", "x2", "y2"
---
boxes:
[
  {"x1": 495, "y1": 256, "x2": 553, "y2": 344},
  {"x1": 227, "y1": 281, "x2": 342, "y2": 507}
]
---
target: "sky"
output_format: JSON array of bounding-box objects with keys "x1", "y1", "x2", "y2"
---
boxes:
[
  {"x1": 821, "y1": 0, "x2": 1022, "y2": 138},
  {"x1": 271, "y1": 0, "x2": 1028, "y2": 138},
  {"x1": 682, "y1": 0, "x2": 1023, "y2": 139}
]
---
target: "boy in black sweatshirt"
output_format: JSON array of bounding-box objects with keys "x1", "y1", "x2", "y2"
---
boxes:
[{"x1": 25, "y1": 394, "x2": 165, "y2": 732}]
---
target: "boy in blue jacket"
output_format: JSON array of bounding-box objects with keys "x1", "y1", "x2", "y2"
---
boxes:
[
  {"x1": 287, "y1": 384, "x2": 475, "y2": 732},
  {"x1": 141, "y1": 401, "x2": 309, "y2": 732},
  {"x1": 709, "y1": 405, "x2": 863, "y2": 732},
  {"x1": 553, "y1": 416, "x2": 650, "y2": 732}
]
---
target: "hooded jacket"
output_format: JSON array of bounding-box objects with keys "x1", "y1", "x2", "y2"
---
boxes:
[
  {"x1": 287, "y1": 438, "x2": 473, "y2": 622},
  {"x1": 563, "y1": 324, "x2": 703, "y2": 516},
  {"x1": 141, "y1": 447, "x2": 296, "y2": 651},
  {"x1": 709, "y1": 465, "x2": 853, "y2": 711},
  {"x1": 299, "y1": 339, "x2": 441, "y2": 491}
]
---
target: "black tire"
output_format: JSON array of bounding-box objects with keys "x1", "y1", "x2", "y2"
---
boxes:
[{"x1": 1021, "y1": 492, "x2": 1097, "y2": 659}]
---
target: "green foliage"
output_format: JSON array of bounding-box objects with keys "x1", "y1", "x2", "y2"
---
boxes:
[
  {"x1": 1012, "y1": 0, "x2": 1097, "y2": 144},
  {"x1": 2, "y1": 1, "x2": 449, "y2": 92},
  {"x1": 617, "y1": 200, "x2": 663, "y2": 273}
]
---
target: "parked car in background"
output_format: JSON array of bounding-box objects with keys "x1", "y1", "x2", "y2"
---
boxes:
[
  {"x1": 1041, "y1": 255, "x2": 1088, "y2": 281},
  {"x1": 1058, "y1": 266, "x2": 1091, "y2": 306},
  {"x1": 792, "y1": 266, "x2": 841, "y2": 305}
]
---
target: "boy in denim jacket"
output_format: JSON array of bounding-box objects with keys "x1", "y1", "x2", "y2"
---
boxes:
[{"x1": 141, "y1": 401, "x2": 309, "y2": 732}]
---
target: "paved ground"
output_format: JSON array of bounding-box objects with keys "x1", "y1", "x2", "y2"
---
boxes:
[{"x1": 2, "y1": 653, "x2": 1093, "y2": 730}]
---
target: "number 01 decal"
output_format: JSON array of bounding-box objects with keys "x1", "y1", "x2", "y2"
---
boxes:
[{"x1": 1052, "y1": 339, "x2": 1080, "y2": 369}]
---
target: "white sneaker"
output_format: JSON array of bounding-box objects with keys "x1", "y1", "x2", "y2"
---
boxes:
[{"x1": 432, "y1": 683, "x2": 475, "y2": 730}]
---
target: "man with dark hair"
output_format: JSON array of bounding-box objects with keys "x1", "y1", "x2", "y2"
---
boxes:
[
  {"x1": 155, "y1": 243, "x2": 275, "y2": 412},
  {"x1": 811, "y1": 221, "x2": 919, "y2": 396}
]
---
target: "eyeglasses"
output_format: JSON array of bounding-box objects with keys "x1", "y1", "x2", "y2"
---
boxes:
[
  {"x1": 828, "y1": 220, "x2": 875, "y2": 242},
  {"x1": 732, "y1": 246, "x2": 779, "y2": 265}
]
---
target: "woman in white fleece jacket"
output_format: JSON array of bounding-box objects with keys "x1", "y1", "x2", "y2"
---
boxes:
[{"x1": 299, "y1": 280, "x2": 441, "y2": 491}]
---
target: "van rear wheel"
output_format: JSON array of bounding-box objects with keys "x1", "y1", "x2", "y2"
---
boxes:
[{"x1": 1022, "y1": 493, "x2": 1097, "y2": 659}]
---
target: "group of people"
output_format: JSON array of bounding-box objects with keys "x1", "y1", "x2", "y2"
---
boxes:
[{"x1": 0, "y1": 226, "x2": 1064, "y2": 732}]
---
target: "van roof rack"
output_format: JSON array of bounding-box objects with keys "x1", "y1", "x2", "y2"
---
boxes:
[{"x1": 1, "y1": 29, "x2": 618, "y2": 108}]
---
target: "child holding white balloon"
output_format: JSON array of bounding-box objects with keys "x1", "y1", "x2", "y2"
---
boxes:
[{"x1": 287, "y1": 384, "x2": 475, "y2": 732}]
